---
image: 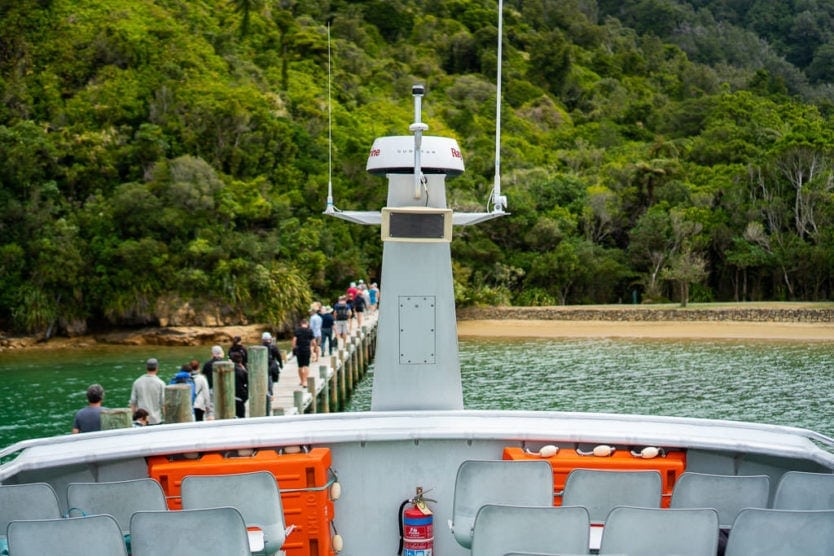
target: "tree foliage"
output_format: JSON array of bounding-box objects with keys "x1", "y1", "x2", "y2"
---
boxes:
[{"x1": 2, "y1": 0, "x2": 834, "y2": 337}]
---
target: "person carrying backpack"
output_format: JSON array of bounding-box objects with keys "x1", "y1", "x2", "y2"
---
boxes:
[
  {"x1": 333, "y1": 295, "x2": 352, "y2": 349},
  {"x1": 170, "y1": 365, "x2": 196, "y2": 405},
  {"x1": 262, "y1": 332, "x2": 283, "y2": 383}
]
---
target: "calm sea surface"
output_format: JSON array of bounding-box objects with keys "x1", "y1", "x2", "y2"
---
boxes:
[{"x1": 1, "y1": 337, "x2": 833, "y2": 448}]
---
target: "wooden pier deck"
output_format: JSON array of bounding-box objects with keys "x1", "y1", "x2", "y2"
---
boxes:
[{"x1": 269, "y1": 313, "x2": 378, "y2": 415}]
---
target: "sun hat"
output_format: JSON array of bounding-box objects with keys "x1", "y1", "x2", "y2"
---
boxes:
[
  {"x1": 211, "y1": 345, "x2": 224, "y2": 357},
  {"x1": 262, "y1": 332, "x2": 273, "y2": 341}
]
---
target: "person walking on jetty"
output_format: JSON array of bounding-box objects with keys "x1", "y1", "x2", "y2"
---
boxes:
[
  {"x1": 262, "y1": 332, "x2": 283, "y2": 382},
  {"x1": 228, "y1": 335, "x2": 248, "y2": 367},
  {"x1": 190, "y1": 359, "x2": 212, "y2": 421},
  {"x1": 130, "y1": 358, "x2": 166, "y2": 425},
  {"x1": 72, "y1": 384, "x2": 106, "y2": 433},
  {"x1": 292, "y1": 318, "x2": 316, "y2": 388},
  {"x1": 333, "y1": 295, "x2": 352, "y2": 349},
  {"x1": 369, "y1": 282, "x2": 380, "y2": 313},
  {"x1": 352, "y1": 288, "x2": 367, "y2": 329},
  {"x1": 230, "y1": 351, "x2": 248, "y2": 418},
  {"x1": 202, "y1": 345, "x2": 224, "y2": 390},
  {"x1": 320, "y1": 305, "x2": 335, "y2": 356},
  {"x1": 310, "y1": 302, "x2": 323, "y2": 363}
]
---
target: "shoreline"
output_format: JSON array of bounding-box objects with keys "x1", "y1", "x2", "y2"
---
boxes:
[
  {"x1": 2, "y1": 303, "x2": 833, "y2": 351},
  {"x1": 457, "y1": 319, "x2": 834, "y2": 341}
]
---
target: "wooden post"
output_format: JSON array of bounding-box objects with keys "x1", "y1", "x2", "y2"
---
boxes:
[
  {"x1": 351, "y1": 336, "x2": 360, "y2": 384},
  {"x1": 356, "y1": 330, "x2": 365, "y2": 376},
  {"x1": 328, "y1": 357, "x2": 338, "y2": 412},
  {"x1": 100, "y1": 408, "x2": 131, "y2": 430},
  {"x1": 337, "y1": 353, "x2": 347, "y2": 410},
  {"x1": 214, "y1": 361, "x2": 235, "y2": 420},
  {"x1": 342, "y1": 347, "x2": 353, "y2": 392},
  {"x1": 165, "y1": 384, "x2": 194, "y2": 423},
  {"x1": 248, "y1": 345, "x2": 268, "y2": 417},
  {"x1": 293, "y1": 389, "x2": 305, "y2": 414},
  {"x1": 319, "y1": 365, "x2": 330, "y2": 413},
  {"x1": 307, "y1": 376, "x2": 318, "y2": 413}
]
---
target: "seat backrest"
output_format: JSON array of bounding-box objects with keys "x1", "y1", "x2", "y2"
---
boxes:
[
  {"x1": 130, "y1": 507, "x2": 250, "y2": 556},
  {"x1": 451, "y1": 460, "x2": 554, "y2": 549},
  {"x1": 180, "y1": 471, "x2": 284, "y2": 555},
  {"x1": 725, "y1": 508, "x2": 834, "y2": 556},
  {"x1": 66, "y1": 478, "x2": 167, "y2": 533},
  {"x1": 773, "y1": 471, "x2": 834, "y2": 510},
  {"x1": 7, "y1": 514, "x2": 127, "y2": 556},
  {"x1": 471, "y1": 504, "x2": 590, "y2": 556},
  {"x1": 599, "y1": 506, "x2": 719, "y2": 556},
  {"x1": 670, "y1": 472, "x2": 770, "y2": 528},
  {"x1": 0, "y1": 483, "x2": 62, "y2": 531},
  {"x1": 562, "y1": 469, "x2": 661, "y2": 523}
]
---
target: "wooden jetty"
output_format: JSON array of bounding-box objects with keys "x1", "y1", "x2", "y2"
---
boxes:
[
  {"x1": 100, "y1": 314, "x2": 378, "y2": 430},
  {"x1": 269, "y1": 313, "x2": 378, "y2": 415}
]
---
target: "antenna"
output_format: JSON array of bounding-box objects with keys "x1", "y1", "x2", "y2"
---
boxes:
[
  {"x1": 325, "y1": 22, "x2": 335, "y2": 214},
  {"x1": 409, "y1": 84, "x2": 428, "y2": 200},
  {"x1": 491, "y1": 0, "x2": 507, "y2": 213}
]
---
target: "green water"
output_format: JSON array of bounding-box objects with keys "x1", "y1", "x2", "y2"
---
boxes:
[
  {"x1": 348, "y1": 337, "x2": 834, "y2": 438},
  {"x1": 0, "y1": 345, "x2": 210, "y2": 447},
  {"x1": 2, "y1": 337, "x2": 833, "y2": 448}
]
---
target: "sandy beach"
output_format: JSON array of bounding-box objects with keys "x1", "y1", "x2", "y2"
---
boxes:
[{"x1": 457, "y1": 319, "x2": 834, "y2": 341}]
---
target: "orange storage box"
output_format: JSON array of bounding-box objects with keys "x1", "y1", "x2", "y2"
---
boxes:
[
  {"x1": 148, "y1": 448, "x2": 335, "y2": 556},
  {"x1": 503, "y1": 446, "x2": 686, "y2": 508}
]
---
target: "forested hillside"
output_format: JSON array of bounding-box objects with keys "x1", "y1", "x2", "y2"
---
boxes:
[{"x1": 1, "y1": 0, "x2": 833, "y2": 338}]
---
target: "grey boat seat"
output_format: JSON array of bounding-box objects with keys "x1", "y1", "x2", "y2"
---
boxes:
[
  {"x1": 724, "y1": 508, "x2": 834, "y2": 556},
  {"x1": 470, "y1": 504, "x2": 590, "y2": 556},
  {"x1": 0, "y1": 482, "x2": 62, "y2": 555},
  {"x1": 66, "y1": 478, "x2": 168, "y2": 533},
  {"x1": 772, "y1": 470, "x2": 834, "y2": 510},
  {"x1": 449, "y1": 460, "x2": 554, "y2": 549},
  {"x1": 598, "y1": 505, "x2": 719, "y2": 556},
  {"x1": 180, "y1": 471, "x2": 286, "y2": 555},
  {"x1": 562, "y1": 469, "x2": 662, "y2": 551},
  {"x1": 562, "y1": 469, "x2": 662, "y2": 523},
  {"x1": 7, "y1": 514, "x2": 127, "y2": 556},
  {"x1": 130, "y1": 507, "x2": 250, "y2": 556},
  {"x1": 670, "y1": 472, "x2": 770, "y2": 528}
]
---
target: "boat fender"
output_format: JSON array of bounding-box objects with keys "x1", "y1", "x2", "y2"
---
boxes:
[
  {"x1": 333, "y1": 534, "x2": 344, "y2": 552},
  {"x1": 630, "y1": 446, "x2": 665, "y2": 459},
  {"x1": 330, "y1": 481, "x2": 342, "y2": 501},
  {"x1": 577, "y1": 445, "x2": 616, "y2": 457},
  {"x1": 539, "y1": 445, "x2": 559, "y2": 458},
  {"x1": 524, "y1": 445, "x2": 559, "y2": 458}
]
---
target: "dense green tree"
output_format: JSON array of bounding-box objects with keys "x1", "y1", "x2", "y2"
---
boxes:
[{"x1": 3, "y1": 0, "x2": 834, "y2": 337}]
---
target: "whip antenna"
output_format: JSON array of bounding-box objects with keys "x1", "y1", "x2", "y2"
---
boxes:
[
  {"x1": 325, "y1": 22, "x2": 335, "y2": 214},
  {"x1": 491, "y1": 0, "x2": 507, "y2": 213}
]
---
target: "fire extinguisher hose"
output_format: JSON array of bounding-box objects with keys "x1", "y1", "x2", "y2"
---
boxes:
[{"x1": 397, "y1": 498, "x2": 410, "y2": 555}]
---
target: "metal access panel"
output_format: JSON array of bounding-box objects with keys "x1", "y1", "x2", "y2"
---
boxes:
[{"x1": 398, "y1": 296, "x2": 436, "y2": 365}]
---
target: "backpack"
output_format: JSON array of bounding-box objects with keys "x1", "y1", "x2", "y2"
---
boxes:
[
  {"x1": 170, "y1": 371, "x2": 196, "y2": 403},
  {"x1": 266, "y1": 345, "x2": 282, "y2": 382},
  {"x1": 335, "y1": 303, "x2": 350, "y2": 321}
]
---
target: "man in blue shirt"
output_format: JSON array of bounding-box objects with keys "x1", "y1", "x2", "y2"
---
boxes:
[{"x1": 72, "y1": 384, "x2": 105, "y2": 433}]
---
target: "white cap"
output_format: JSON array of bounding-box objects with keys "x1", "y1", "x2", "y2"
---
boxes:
[
  {"x1": 262, "y1": 332, "x2": 272, "y2": 341},
  {"x1": 211, "y1": 345, "x2": 223, "y2": 357}
]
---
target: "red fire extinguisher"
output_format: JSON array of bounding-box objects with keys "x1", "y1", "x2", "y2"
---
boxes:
[{"x1": 399, "y1": 487, "x2": 434, "y2": 556}]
